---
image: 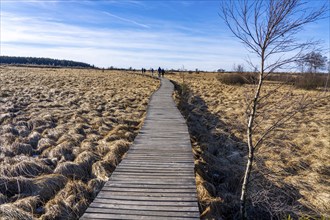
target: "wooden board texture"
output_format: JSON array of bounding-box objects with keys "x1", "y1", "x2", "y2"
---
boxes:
[{"x1": 81, "y1": 78, "x2": 199, "y2": 219}]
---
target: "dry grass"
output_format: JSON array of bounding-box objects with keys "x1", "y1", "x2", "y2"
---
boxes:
[
  {"x1": 168, "y1": 72, "x2": 329, "y2": 219},
  {"x1": 0, "y1": 66, "x2": 159, "y2": 219}
]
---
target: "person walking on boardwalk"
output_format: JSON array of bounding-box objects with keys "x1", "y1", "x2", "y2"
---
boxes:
[
  {"x1": 161, "y1": 69, "x2": 165, "y2": 77},
  {"x1": 158, "y1": 67, "x2": 161, "y2": 78},
  {"x1": 151, "y1": 68, "x2": 154, "y2": 76}
]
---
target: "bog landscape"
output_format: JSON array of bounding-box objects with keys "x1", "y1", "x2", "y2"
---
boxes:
[
  {"x1": 0, "y1": 65, "x2": 329, "y2": 219},
  {"x1": 0, "y1": 0, "x2": 329, "y2": 220}
]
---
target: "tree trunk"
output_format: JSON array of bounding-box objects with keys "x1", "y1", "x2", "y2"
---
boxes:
[
  {"x1": 240, "y1": 57, "x2": 264, "y2": 219},
  {"x1": 240, "y1": 146, "x2": 254, "y2": 219}
]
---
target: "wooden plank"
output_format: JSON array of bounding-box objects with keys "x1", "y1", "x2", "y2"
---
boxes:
[
  {"x1": 109, "y1": 171, "x2": 194, "y2": 176},
  {"x1": 109, "y1": 175, "x2": 195, "y2": 181},
  {"x1": 81, "y1": 213, "x2": 198, "y2": 220},
  {"x1": 127, "y1": 151, "x2": 192, "y2": 155},
  {"x1": 97, "y1": 191, "x2": 197, "y2": 197},
  {"x1": 96, "y1": 194, "x2": 198, "y2": 202},
  {"x1": 92, "y1": 198, "x2": 198, "y2": 207},
  {"x1": 104, "y1": 179, "x2": 195, "y2": 186},
  {"x1": 115, "y1": 164, "x2": 194, "y2": 169},
  {"x1": 84, "y1": 207, "x2": 199, "y2": 218},
  {"x1": 101, "y1": 187, "x2": 196, "y2": 193},
  {"x1": 89, "y1": 203, "x2": 199, "y2": 212},
  {"x1": 116, "y1": 165, "x2": 193, "y2": 169},
  {"x1": 119, "y1": 160, "x2": 194, "y2": 164},
  {"x1": 114, "y1": 169, "x2": 194, "y2": 174},
  {"x1": 110, "y1": 173, "x2": 193, "y2": 178},
  {"x1": 124, "y1": 156, "x2": 193, "y2": 159},
  {"x1": 104, "y1": 182, "x2": 196, "y2": 189}
]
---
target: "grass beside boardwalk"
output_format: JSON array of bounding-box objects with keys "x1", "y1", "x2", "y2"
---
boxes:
[
  {"x1": 169, "y1": 72, "x2": 329, "y2": 219},
  {"x1": 0, "y1": 67, "x2": 160, "y2": 219}
]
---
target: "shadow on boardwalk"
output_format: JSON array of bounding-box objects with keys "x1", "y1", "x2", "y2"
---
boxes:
[{"x1": 171, "y1": 81, "x2": 310, "y2": 220}]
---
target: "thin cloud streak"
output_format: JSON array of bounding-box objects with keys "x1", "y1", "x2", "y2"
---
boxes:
[{"x1": 102, "y1": 11, "x2": 150, "y2": 28}]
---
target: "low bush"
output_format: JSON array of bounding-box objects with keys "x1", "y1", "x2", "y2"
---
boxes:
[
  {"x1": 218, "y1": 72, "x2": 329, "y2": 90},
  {"x1": 264, "y1": 74, "x2": 296, "y2": 84},
  {"x1": 295, "y1": 73, "x2": 328, "y2": 90},
  {"x1": 217, "y1": 73, "x2": 258, "y2": 85}
]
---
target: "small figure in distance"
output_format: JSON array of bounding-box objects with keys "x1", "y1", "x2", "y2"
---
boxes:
[
  {"x1": 161, "y1": 69, "x2": 165, "y2": 77},
  {"x1": 158, "y1": 67, "x2": 161, "y2": 78},
  {"x1": 151, "y1": 68, "x2": 154, "y2": 76},
  {"x1": 141, "y1": 68, "x2": 144, "y2": 74}
]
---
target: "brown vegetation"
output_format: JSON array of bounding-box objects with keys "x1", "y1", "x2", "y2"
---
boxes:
[
  {"x1": 217, "y1": 72, "x2": 258, "y2": 85},
  {"x1": 168, "y1": 72, "x2": 329, "y2": 219},
  {"x1": 217, "y1": 72, "x2": 328, "y2": 90},
  {"x1": 0, "y1": 67, "x2": 159, "y2": 219}
]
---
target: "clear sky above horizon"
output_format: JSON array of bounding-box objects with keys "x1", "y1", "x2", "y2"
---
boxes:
[{"x1": 1, "y1": 0, "x2": 329, "y2": 71}]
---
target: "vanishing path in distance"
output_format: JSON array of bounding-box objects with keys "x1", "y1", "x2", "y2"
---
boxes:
[{"x1": 81, "y1": 78, "x2": 199, "y2": 219}]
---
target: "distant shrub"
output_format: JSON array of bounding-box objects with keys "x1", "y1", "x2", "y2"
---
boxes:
[
  {"x1": 218, "y1": 72, "x2": 329, "y2": 89},
  {"x1": 295, "y1": 73, "x2": 328, "y2": 90},
  {"x1": 264, "y1": 74, "x2": 296, "y2": 84},
  {"x1": 217, "y1": 73, "x2": 258, "y2": 85}
]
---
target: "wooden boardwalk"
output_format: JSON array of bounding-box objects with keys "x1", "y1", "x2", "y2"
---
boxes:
[{"x1": 81, "y1": 78, "x2": 199, "y2": 219}]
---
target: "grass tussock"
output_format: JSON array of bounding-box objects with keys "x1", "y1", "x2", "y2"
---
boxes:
[
  {"x1": 0, "y1": 204, "x2": 33, "y2": 220},
  {"x1": 0, "y1": 158, "x2": 52, "y2": 177},
  {"x1": 0, "y1": 67, "x2": 159, "y2": 219},
  {"x1": 40, "y1": 180, "x2": 91, "y2": 220},
  {"x1": 169, "y1": 73, "x2": 329, "y2": 219}
]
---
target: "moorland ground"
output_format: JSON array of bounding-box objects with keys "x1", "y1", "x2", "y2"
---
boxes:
[
  {"x1": 0, "y1": 66, "x2": 329, "y2": 220},
  {"x1": 0, "y1": 67, "x2": 159, "y2": 219},
  {"x1": 168, "y1": 72, "x2": 329, "y2": 219}
]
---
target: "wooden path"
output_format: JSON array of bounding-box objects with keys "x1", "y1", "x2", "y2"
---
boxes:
[{"x1": 81, "y1": 78, "x2": 199, "y2": 219}]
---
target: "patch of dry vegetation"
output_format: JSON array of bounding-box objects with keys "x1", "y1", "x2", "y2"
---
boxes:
[
  {"x1": 168, "y1": 73, "x2": 329, "y2": 219},
  {"x1": 0, "y1": 67, "x2": 159, "y2": 219}
]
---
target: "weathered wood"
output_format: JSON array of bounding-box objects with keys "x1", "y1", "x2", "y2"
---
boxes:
[
  {"x1": 92, "y1": 198, "x2": 198, "y2": 206},
  {"x1": 101, "y1": 187, "x2": 197, "y2": 193},
  {"x1": 104, "y1": 183, "x2": 197, "y2": 189},
  {"x1": 96, "y1": 195, "x2": 198, "y2": 202},
  {"x1": 107, "y1": 180, "x2": 196, "y2": 185},
  {"x1": 81, "y1": 213, "x2": 197, "y2": 220},
  {"x1": 114, "y1": 169, "x2": 193, "y2": 173},
  {"x1": 81, "y1": 79, "x2": 199, "y2": 219},
  {"x1": 97, "y1": 191, "x2": 198, "y2": 198},
  {"x1": 89, "y1": 203, "x2": 199, "y2": 212},
  {"x1": 83, "y1": 207, "x2": 199, "y2": 217},
  {"x1": 109, "y1": 177, "x2": 195, "y2": 182}
]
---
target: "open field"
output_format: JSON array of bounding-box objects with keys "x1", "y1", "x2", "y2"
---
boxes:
[
  {"x1": 168, "y1": 73, "x2": 329, "y2": 219},
  {"x1": 0, "y1": 67, "x2": 159, "y2": 219}
]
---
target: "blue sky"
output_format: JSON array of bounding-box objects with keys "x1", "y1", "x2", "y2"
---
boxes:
[{"x1": 1, "y1": 0, "x2": 329, "y2": 71}]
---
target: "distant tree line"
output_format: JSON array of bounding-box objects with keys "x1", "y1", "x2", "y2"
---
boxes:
[{"x1": 0, "y1": 56, "x2": 94, "y2": 68}]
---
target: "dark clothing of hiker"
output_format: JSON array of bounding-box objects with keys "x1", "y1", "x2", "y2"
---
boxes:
[
  {"x1": 161, "y1": 69, "x2": 165, "y2": 77},
  {"x1": 158, "y1": 67, "x2": 161, "y2": 77}
]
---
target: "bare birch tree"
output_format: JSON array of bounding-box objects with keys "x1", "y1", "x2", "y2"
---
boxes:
[{"x1": 220, "y1": 0, "x2": 327, "y2": 219}]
